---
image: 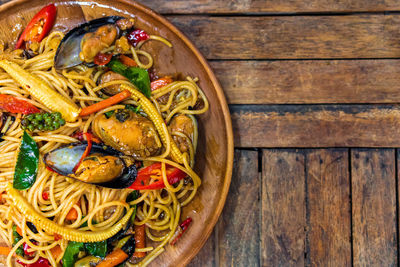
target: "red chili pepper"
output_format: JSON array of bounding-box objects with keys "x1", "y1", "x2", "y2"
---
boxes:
[
  {"x1": 170, "y1": 217, "x2": 192, "y2": 245},
  {"x1": 72, "y1": 133, "x2": 92, "y2": 173},
  {"x1": 15, "y1": 4, "x2": 57, "y2": 49},
  {"x1": 53, "y1": 233, "x2": 62, "y2": 241},
  {"x1": 23, "y1": 242, "x2": 36, "y2": 257},
  {"x1": 127, "y1": 29, "x2": 149, "y2": 47},
  {"x1": 0, "y1": 94, "x2": 40, "y2": 114},
  {"x1": 150, "y1": 76, "x2": 173, "y2": 91},
  {"x1": 17, "y1": 257, "x2": 50, "y2": 267},
  {"x1": 42, "y1": 192, "x2": 49, "y2": 200},
  {"x1": 128, "y1": 163, "x2": 187, "y2": 190},
  {"x1": 93, "y1": 53, "x2": 112, "y2": 66}
]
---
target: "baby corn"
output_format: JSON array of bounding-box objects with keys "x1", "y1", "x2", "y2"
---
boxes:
[
  {"x1": 0, "y1": 60, "x2": 80, "y2": 122},
  {"x1": 6, "y1": 183, "x2": 133, "y2": 243},
  {"x1": 120, "y1": 84, "x2": 184, "y2": 164}
]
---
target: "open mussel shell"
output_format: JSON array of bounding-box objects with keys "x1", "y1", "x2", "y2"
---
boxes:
[
  {"x1": 43, "y1": 142, "x2": 137, "y2": 189},
  {"x1": 54, "y1": 16, "x2": 124, "y2": 69}
]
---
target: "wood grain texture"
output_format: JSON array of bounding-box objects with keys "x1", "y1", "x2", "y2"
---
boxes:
[
  {"x1": 232, "y1": 105, "x2": 400, "y2": 148},
  {"x1": 217, "y1": 150, "x2": 260, "y2": 266},
  {"x1": 168, "y1": 15, "x2": 400, "y2": 59},
  {"x1": 136, "y1": 0, "x2": 400, "y2": 14},
  {"x1": 187, "y1": 232, "x2": 216, "y2": 267},
  {"x1": 306, "y1": 149, "x2": 351, "y2": 266},
  {"x1": 262, "y1": 150, "x2": 305, "y2": 266},
  {"x1": 211, "y1": 60, "x2": 400, "y2": 104},
  {"x1": 351, "y1": 149, "x2": 397, "y2": 266}
]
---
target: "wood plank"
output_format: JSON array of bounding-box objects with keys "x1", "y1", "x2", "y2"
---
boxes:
[
  {"x1": 137, "y1": 0, "x2": 400, "y2": 14},
  {"x1": 217, "y1": 150, "x2": 260, "y2": 266},
  {"x1": 232, "y1": 105, "x2": 400, "y2": 148},
  {"x1": 211, "y1": 60, "x2": 400, "y2": 104},
  {"x1": 168, "y1": 15, "x2": 400, "y2": 59},
  {"x1": 262, "y1": 149, "x2": 305, "y2": 266},
  {"x1": 351, "y1": 149, "x2": 397, "y2": 266},
  {"x1": 188, "y1": 231, "x2": 216, "y2": 267},
  {"x1": 306, "y1": 149, "x2": 351, "y2": 266}
]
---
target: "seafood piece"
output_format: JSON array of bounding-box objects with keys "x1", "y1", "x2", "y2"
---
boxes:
[
  {"x1": 100, "y1": 71, "x2": 128, "y2": 95},
  {"x1": 54, "y1": 16, "x2": 123, "y2": 69},
  {"x1": 93, "y1": 110, "x2": 161, "y2": 158},
  {"x1": 169, "y1": 114, "x2": 194, "y2": 153},
  {"x1": 43, "y1": 142, "x2": 137, "y2": 189}
]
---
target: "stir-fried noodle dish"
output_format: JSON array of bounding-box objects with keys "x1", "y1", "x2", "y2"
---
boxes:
[{"x1": 0, "y1": 4, "x2": 208, "y2": 267}]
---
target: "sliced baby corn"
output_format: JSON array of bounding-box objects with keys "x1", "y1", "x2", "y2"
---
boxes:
[
  {"x1": 120, "y1": 84, "x2": 184, "y2": 164},
  {"x1": 0, "y1": 60, "x2": 80, "y2": 122},
  {"x1": 6, "y1": 183, "x2": 133, "y2": 243}
]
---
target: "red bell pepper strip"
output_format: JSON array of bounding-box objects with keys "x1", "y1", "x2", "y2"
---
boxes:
[
  {"x1": 170, "y1": 217, "x2": 192, "y2": 245},
  {"x1": 150, "y1": 76, "x2": 173, "y2": 91},
  {"x1": 128, "y1": 162, "x2": 187, "y2": 190},
  {"x1": 0, "y1": 94, "x2": 40, "y2": 114},
  {"x1": 17, "y1": 257, "x2": 50, "y2": 267},
  {"x1": 72, "y1": 133, "x2": 92, "y2": 173},
  {"x1": 15, "y1": 4, "x2": 57, "y2": 49}
]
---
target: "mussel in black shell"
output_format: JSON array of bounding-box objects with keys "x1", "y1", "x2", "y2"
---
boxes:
[
  {"x1": 43, "y1": 142, "x2": 136, "y2": 189},
  {"x1": 54, "y1": 16, "x2": 123, "y2": 69}
]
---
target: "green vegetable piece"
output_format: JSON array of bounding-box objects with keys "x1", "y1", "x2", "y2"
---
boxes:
[
  {"x1": 107, "y1": 59, "x2": 151, "y2": 98},
  {"x1": 115, "y1": 235, "x2": 131, "y2": 249},
  {"x1": 37, "y1": 124, "x2": 44, "y2": 131},
  {"x1": 104, "y1": 110, "x2": 115, "y2": 119},
  {"x1": 126, "y1": 190, "x2": 139, "y2": 223},
  {"x1": 13, "y1": 131, "x2": 39, "y2": 190},
  {"x1": 84, "y1": 241, "x2": 107, "y2": 258},
  {"x1": 43, "y1": 113, "x2": 50, "y2": 119},
  {"x1": 12, "y1": 225, "x2": 24, "y2": 256},
  {"x1": 59, "y1": 118, "x2": 66, "y2": 126},
  {"x1": 53, "y1": 121, "x2": 60, "y2": 129},
  {"x1": 27, "y1": 124, "x2": 35, "y2": 132},
  {"x1": 62, "y1": 241, "x2": 85, "y2": 267},
  {"x1": 35, "y1": 113, "x2": 43, "y2": 121},
  {"x1": 54, "y1": 112, "x2": 62, "y2": 120}
]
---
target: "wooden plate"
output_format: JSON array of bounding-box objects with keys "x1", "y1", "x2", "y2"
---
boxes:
[{"x1": 0, "y1": 0, "x2": 233, "y2": 266}]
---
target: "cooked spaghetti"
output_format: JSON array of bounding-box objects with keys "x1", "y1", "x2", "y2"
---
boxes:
[{"x1": 0, "y1": 12, "x2": 208, "y2": 267}]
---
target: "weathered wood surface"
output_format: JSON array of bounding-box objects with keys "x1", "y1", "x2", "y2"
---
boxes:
[
  {"x1": 232, "y1": 105, "x2": 400, "y2": 148},
  {"x1": 216, "y1": 150, "x2": 260, "y2": 266},
  {"x1": 306, "y1": 149, "x2": 351, "y2": 266},
  {"x1": 137, "y1": 0, "x2": 400, "y2": 14},
  {"x1": 168, "y1": 15, "x2": 400, "y2": 59},
  {"x1": 211, "y1": 60, "x2": 400, "y2": 104},
  {"x1": 351, "y1": 149, "x2": 397, "y2": 266},
  {"x1": 262, "y1": 150, "x2": 305, "y2": 266}
]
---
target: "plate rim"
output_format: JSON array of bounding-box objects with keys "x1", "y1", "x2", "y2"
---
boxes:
[{"x1": 0, "y1": 0, "x2": 234, "y2": 265}]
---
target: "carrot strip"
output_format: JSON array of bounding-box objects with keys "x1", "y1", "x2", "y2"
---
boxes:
[
  {"x1": 79, "y1": 90, "x2": 131, "y2": 117},
  {"x1": 119, "y1": 55, "x2": 137, "y2": 67},
  {"x1": 16, "y1": 226, "x2": 22, "y2": 237},
  {"x1": 133, "y1": 224, "x2": 146, "y2": 257},
  {"x1": 0, "y1": 246, "x2": 11, "y2": 255},
  {"x1": 66, "y1": 205, "x2": 78, "y2": 221},
  {"x1": 97, "y1": 248, "x2": 128, "y2": 267},
  {"x1": 50, "y1": 245, "x2": 62, "y2": 260}
]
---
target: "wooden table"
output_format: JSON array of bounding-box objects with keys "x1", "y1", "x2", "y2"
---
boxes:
[
  {"x1": 2, "y1": 0, "x2": 399, "y2": 266},
  {"x1": 132, "y1": 1, "x2": 400, "y2": 266}
]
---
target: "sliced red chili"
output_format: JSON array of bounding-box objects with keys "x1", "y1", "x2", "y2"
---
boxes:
[
  {"x1": 0, "y1": 94, "x2": 40, "y2": 114},
  {"x1": 93, "y1": 53, "x2": 113, "y2": 66},
  {"x1": 15, "y1": 4, "x2": 57, "y2": 49},
  {"x1": 42, "y1": 191, "x2": 49, "y2": 200},
  {"x1": 127, "y1": 29, "x2": 149, "y2": 47},
  {"x1": 150, "y1": 76, "x2": 173, "y2": 91},
  {"x1": 128, "y1": 163, "x2": 187, "y2": 190},
  {"x1": 72, "y1": 131, "x2": 101, "y2": 144},
  {"x1": 170, "y1": 217, "x2": 192, "y2": 245},
  {"x1": 17, "y1": 257, "x2": 50, "y2": 267},
  {"x1": 23, "y1": 242, "x2": 36, "y2": 257},
  {"x1": 72, "y1": 133, "x2": 92, "y2": 173}
]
